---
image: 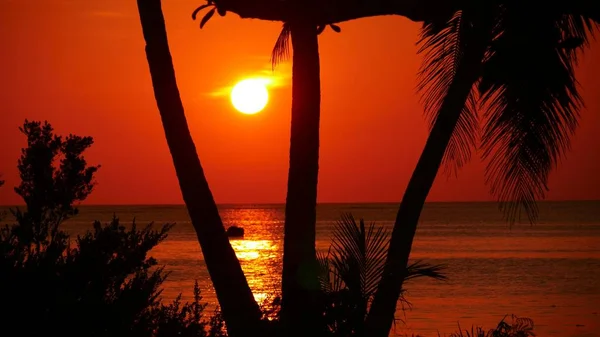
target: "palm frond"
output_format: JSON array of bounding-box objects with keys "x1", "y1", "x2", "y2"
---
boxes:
[
  {"x1": 191, "y1": 2, "x2": 213, "y2": 20},
  {"x1": 362, "y1": 219, "x2": 389, "y2": 297},
  {"x1": 417, "y1": 10, "x2": 479, "y2": 176},
  {"x1": 478, "y1": 7, "x2": 595, "y2": 223},
  {"x1": 330, "y1": 213, "x2": 366, "y2": 297},
  {"x1": 317, "y1": 247, "x2": 343, "y2": 293},
  {"x1": 406, "y1": 261, "x2": 447, "y2": 282},
  {"x1": 325, "y1": 214, "x2": 446, "y2": 299},
  {"x1": 316, "y1": 249, "x2": 331, "y2": 292},
  {"x1": 271, "y1": 22, "x2": 292, "y2": 70},
  {"x1": 329, "y1": 213, "x2": 390, "y2": 302}
]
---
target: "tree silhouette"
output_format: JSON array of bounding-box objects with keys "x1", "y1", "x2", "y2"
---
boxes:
[
  {"x1": 136, "y1": 2, "x2": 263, "y2": 337},
  {"x1": 365, "y1": 8, "x2": 598, "y2": 337},
  {"x1": 11, "y1": 120, "x2": 99, "y2": 249},
  {"x1": 136, "y1": 0, "x2": 600, "y2": 336},
  {"x1": 278, "y1": 22, "x2": 323, "y2": 337},
  {"x1": 194, "y1": 9, "x2": 328, "y2": 335},
  {"x1": 267, "y1": 21, "x2": 342, "y2": 337},
  {"x1": 1, "y1": 120, "x2": 221, "y2": 337}
]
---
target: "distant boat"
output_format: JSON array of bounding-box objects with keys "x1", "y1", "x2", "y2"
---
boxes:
[{"x1": 226, "y1": 226, "x2": 244, "y2": 238}]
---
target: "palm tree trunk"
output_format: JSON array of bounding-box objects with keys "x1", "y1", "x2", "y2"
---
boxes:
[
  {"x1": 280, "y1": 22, "x2": 322, "y2": 337},
  {"x1": 135, "y1": 1, "x2": 263, "y2": 336},
  {"x1": 364, "y1": 45, "x2": 484, "y2": 337}
]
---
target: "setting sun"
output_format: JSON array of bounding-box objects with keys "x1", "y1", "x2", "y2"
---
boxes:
[{"x1": 231, "y1": 79, "x2": 269, "y2": 114}]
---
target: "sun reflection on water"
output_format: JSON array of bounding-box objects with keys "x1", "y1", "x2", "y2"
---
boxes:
[
  {"x1": 229, "y1": 239, "x2": 281, "y2": 304},
  {"x1": 229, "y1": 240, "x2": 278, "y2": 260},
  {"x1": 222, "y1": 207, "x2": 285, "y2": 304}
]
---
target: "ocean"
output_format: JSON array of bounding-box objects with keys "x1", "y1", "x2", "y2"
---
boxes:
[{"x1": 7, "y1": 201, "x2": 600, "y2": 336}]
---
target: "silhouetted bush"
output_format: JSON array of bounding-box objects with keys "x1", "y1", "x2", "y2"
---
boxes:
[
  {"x1": 0, "y1": 120, "x2": 222, "y2": 337},
  {"x1": 443, "y1": 315, "x2": 535, "y2": 337}
]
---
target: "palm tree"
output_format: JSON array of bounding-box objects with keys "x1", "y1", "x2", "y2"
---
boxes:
[
  {"x1": 135, "y1": 1, "x2": 263, "y2": 336},
  {"x1": 268, "y1": 20, "x2": 340, "y2": 337},
  {"x1": 276, "y1": 22, "x2": 323, "y2": 337},
  {"x1": 141, "y1": 1, "x2": 599, "y2": 336},
  {"x1": 364, "y1": 6, "x2": 598, "y2": 337}
]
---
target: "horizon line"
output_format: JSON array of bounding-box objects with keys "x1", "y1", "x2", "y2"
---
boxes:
[{"x1": 2, "y1": 199, "x2": 599, "y2": 207}]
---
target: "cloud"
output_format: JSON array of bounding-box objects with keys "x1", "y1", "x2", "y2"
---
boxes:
[{"x1": 206, "y1": 62, "x2": 291, "y2": 98}]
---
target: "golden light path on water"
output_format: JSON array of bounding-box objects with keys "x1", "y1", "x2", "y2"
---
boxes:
[
  {"x1": 229, "y1": 239, "x2": 280, "y2": 304},
  {"x1": 140, "y1": 207, "x2": 286, "y2": 309}
]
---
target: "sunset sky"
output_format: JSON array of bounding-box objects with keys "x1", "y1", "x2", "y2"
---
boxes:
[{"x1": 1, "y1": 0, "x2": 599, "y2": 205}]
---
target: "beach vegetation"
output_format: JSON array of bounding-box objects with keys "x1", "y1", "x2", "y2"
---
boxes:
[{"x1": 0, "y1": 120, "x2": 223, "y2": 337}]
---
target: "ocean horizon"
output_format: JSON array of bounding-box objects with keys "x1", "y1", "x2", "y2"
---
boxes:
[
  {"x1": 2, "y1": 199, "x2": 600, "y2": 208},
  {"x1": 2, "y1": 201, "x2": 599, "y2": 336}
]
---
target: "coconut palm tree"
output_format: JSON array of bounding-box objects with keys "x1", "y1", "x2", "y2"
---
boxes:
[
  {"x1": 364, "y1": 6, "x2": 598, "y2": 337},
  {"x1": 139, "y1": 3, "x2": 328, "y2": 337},
  {"x1": 268, "y1": 20, "x2": 341, "y2": 337},
  {"x1": 135, "y1": 1, "x2": 263, "y2": 336},
  {"x1": 276, "y1": 21, "x2": 323, "y2": 337},
  {"x1": 141, "y1": 1, "x2": 598, "y2": 336}
]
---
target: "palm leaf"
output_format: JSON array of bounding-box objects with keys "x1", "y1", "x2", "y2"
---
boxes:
[
  {"x1": 317, "y1": 247, "x2": 343, "y2": 293},
  {"x1": 199, "y1": 8, "x2": 215, "y2": 29},
  {"x1": 406, "y1": 261, "x2": 447, "y2": 282},
  {"x1": 325, "y1": 214, "x2": 446, "y2": 299},
  {"x1": 191, "y1": 2, "x2": 212, "y2": 20},
  {"x1": 417, "y1": 10, "x2": 479, "y2": 177},
  {"x1": 329, "y1": 213, "x2": 393, "y2": 302},
  {"x1": 330, "y1": 214, "x2": 365, "y2": 297},
  {"x1": 271, "y1": 22, "x2": 292, "y2": 70},
  {"x1": 362, "y1": 220, "x2": 389, "y2": 298},
  {"x1": 478, "y1": 7, "x2": 596, "y2": 223}
]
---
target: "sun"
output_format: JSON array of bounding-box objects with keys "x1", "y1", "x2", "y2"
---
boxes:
[{"x1": 230, "y1": 79, "x2": 269, "y2": 115}]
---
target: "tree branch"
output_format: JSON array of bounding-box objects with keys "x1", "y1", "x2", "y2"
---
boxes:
[
  {"x1": 212, "y1": 0, "x2": 461, "y2": 23},
  {"x1": 208, "y1": 0, "x2": 599, "y2": 25}
]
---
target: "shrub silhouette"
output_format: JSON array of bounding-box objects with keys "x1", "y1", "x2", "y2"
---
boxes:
[
  {"x1": 0, "y1": 120, "x2": 220, "y2": 337},
  {"x1": 445, "y1": 315, "x2": 536, "y2": 337}
]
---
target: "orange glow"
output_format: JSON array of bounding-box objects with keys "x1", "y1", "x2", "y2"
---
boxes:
[{"x1": 0, "y1": 0, "x2": 599, "y2": 205}]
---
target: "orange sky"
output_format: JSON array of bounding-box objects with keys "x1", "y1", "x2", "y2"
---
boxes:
[{"x1": 1, "y1": 0, "x2": 599, "y2": 205}]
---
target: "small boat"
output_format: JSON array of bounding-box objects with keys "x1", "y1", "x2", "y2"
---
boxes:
[{"x1": 226, "y1": 226, "x2": 244, "y2": 238}]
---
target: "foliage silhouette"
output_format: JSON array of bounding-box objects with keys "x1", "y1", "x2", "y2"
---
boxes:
[
  {"x1": 10, "y1": 120, "x2": 99, "y2": 249},
  {"x1": 366, "y1": 9, "x2": 597, "y2": 337},
  {"x1": 0, "y1": 120, "x2": 224, "y2": 337},
  {"x1": 444, "y1": 315, "x2": 535, "y2": 337},
  {"x1": 417, "y1": 8, "x2": 596, "y2": 222},
  {"x1": 137, "y1": 1, "x2": 598, "y2": 336},
  {"x1": 316, "y1": 214, "x2": 446, "y2": 337},
  {"x1": 0, "y1": 120, "x2": 540, "y2": 337}
]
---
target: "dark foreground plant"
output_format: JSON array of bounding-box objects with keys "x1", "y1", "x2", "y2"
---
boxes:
[
  {"x1": 316, "y1": 214, "x2": 446, "y2": 337},
  {"x1": 445, "y1": 315, "x2": 536, "y2": 337},
  {"x1": 0, "y1": 120, "x2": 223, "y2": 337}
]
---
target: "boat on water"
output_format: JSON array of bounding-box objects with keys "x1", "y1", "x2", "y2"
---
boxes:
[{"x1": 226, "y1": 226, "x2": 244, "y2": 238}]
